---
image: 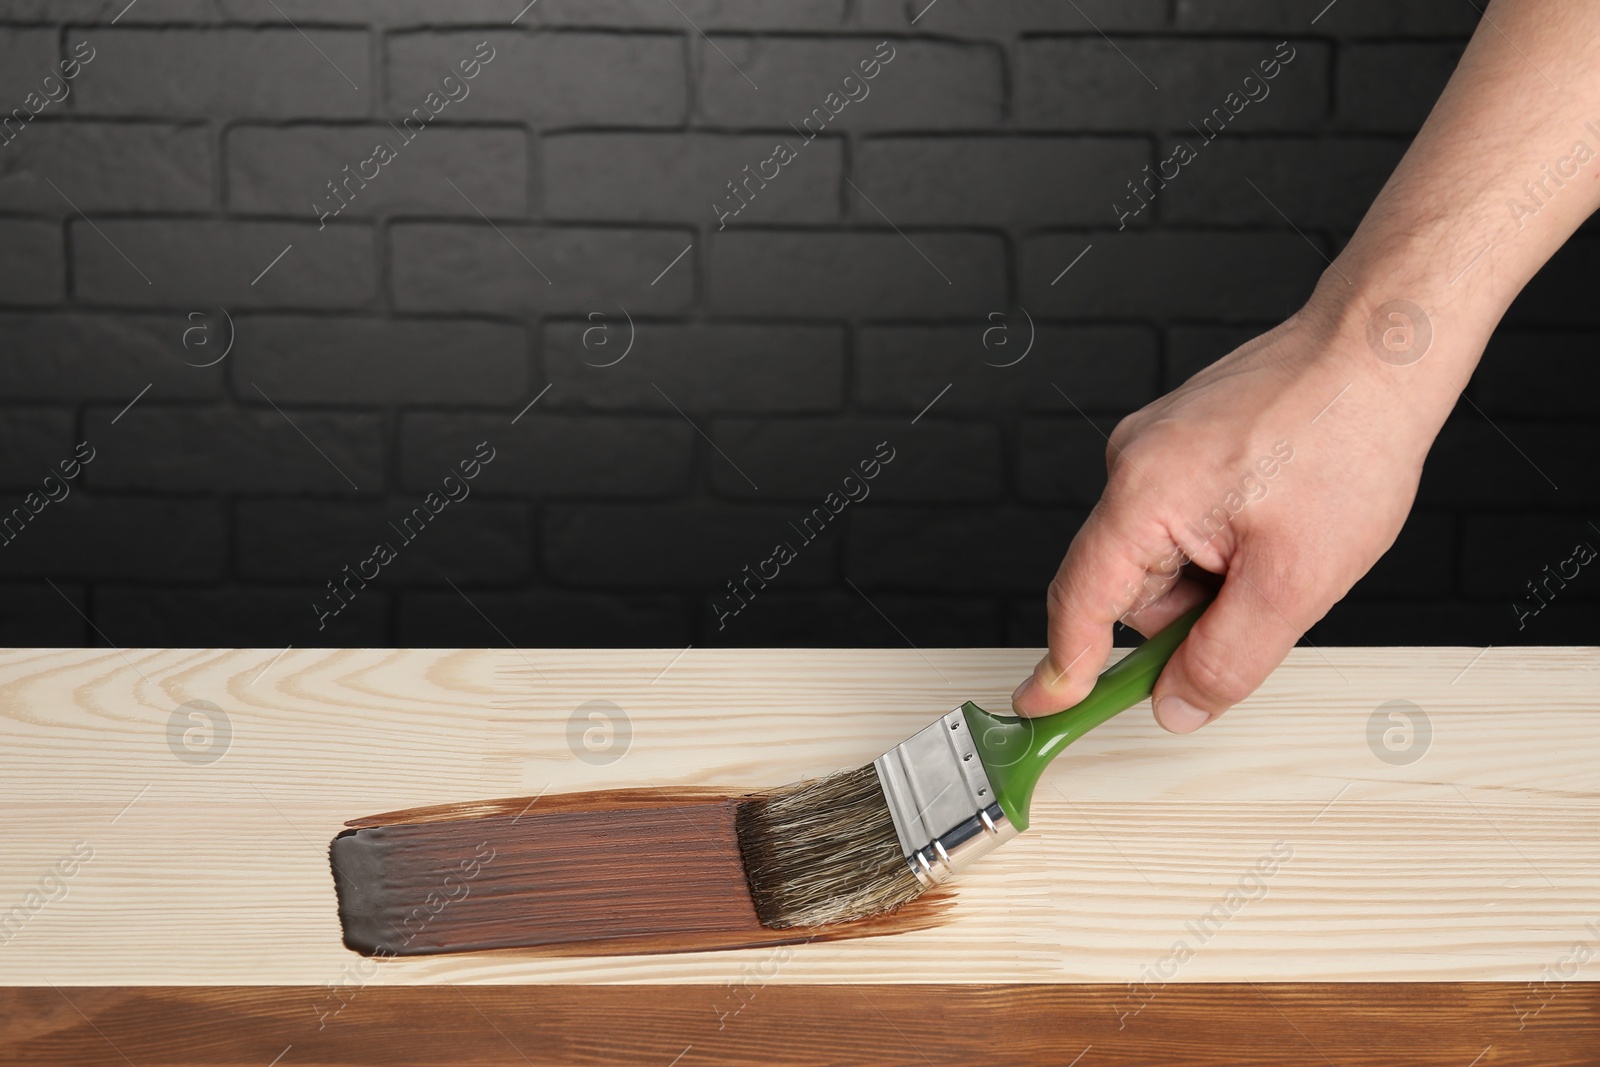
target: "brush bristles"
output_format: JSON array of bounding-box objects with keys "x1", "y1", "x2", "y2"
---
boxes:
[{"x1": 735, "y1": 764, "x2": 926, "y2": 929}]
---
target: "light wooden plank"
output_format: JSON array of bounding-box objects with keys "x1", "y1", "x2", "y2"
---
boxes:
[{"x1": 0, "y1": 645, "x2": 1596, "y2": 985}]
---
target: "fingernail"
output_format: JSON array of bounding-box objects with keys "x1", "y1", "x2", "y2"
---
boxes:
[
  {"x1": 1010, "y1": 675, "x2": 1035, "y2": 713},
  {"x1": 1155, "y1": 695, "x2": 1210, "y2": 734}
]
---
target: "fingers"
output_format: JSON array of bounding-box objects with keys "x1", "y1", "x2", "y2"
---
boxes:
[
  {"x1": 1120, "y1": 572, "x2": 1217, "y2": 637},
  {"x1": 1152, "y1": 546, "x2": 1307, "y2": 734},
  {"x1": 1011, "y1": 507, "x2": 1154, "y2": 717}
]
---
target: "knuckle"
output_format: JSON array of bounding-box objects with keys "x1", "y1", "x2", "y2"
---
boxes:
[
  {"x1": 1045, "y1": 575, "x2": 1074, "y2": 619},
  {"x1": 1103, "y1": 460, "x2": 1140, "y2": 498},
  {"x1": 1105, "y1": 415, "x2": 1139, "y2": 468},
  {"x1": 1181, "y1": 637, "x2": 1258, "y2": 708}
]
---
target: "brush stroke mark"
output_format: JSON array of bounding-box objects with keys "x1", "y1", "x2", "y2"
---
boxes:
[{"x1": 332, "y1": 787, "x2": 952, "y2": 959}]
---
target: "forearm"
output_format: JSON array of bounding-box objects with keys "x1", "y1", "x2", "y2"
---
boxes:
[{"x1": 1311, "y1": 0, "x2": 1600, "y2": 424}]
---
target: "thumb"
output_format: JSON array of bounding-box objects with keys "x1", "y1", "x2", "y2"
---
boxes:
[{"x1": 1152, "y1": 546, "x2": 1306, "y2": 734}]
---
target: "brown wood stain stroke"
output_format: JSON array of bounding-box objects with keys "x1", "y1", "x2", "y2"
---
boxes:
[{"x1": 330, "y1": 788, "x2": 952, "y2": 957}]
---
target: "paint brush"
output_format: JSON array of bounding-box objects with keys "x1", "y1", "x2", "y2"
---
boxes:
[
  {"x1": 329, "y1": 606, "x2": 1201, "y2": 956},
  {"x1": 735, "y1": 604, "x2": 1206, "y2": 928}
]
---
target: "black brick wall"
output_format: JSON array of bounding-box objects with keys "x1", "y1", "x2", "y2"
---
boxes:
[{"x1": 0, "y1": 0, "x2": 1595, "y2": 651}]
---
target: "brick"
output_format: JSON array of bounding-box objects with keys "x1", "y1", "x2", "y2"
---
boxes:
[
  {"x1": 1473, "y1": 332, "x2": 1600, "y2": 418},
  {"x1": 228, "y1": 125, "x2": 527, "y2": 218},
  {"x1": 1419, "y1": 419, "x2": 1599, "y2": 507},
  {"x1": 1460, "y1": 515, "x2": 1600, "y2": 601},
  {"x1": 17, "y1": 1, "x2": 539, "y2": 21},
  {"x1": 0, "y1": 408, "x2": 73, "y2": 487},
  {"x1": 0, "y1": 221, "x2": 63, "y2": 305},
  {"x1": 1484, "y1": 599, "x2": 1600, "y2": 644},
  {"x1": 545, "y1": 504, "x2": 837, "y2": 587},
  {"x1": 704, "y1": 592, "x2": 1002, "y2": 647},
  {"x1": 538, "y1": 0, "x2": 845, "y2": 28},
  {"x1": 237, "y1": 499, "x2": 531, "y2": 584},
  {"x1": 1336, "y1": 44, "x2": 1463, "y2": 133},
  {"x1": 698, "y1": 38, "x2": 1003, "y2": 130},
  {"x1": 72, "y1": 220, "x2": 376, "y2": 308},
  {"x1": 1347, "y1": 511, "x2": 1455, "y2": 599},
  {"x1": 1165, "y1": 325, "x2": 1268, "y2": 389},
  {"x1": 848, "y1": 507, "x2": 1084, "y2": 591},
  {"x1": 545, "y1": 132, "x2": 844, "y2": 226},
  {"x1": 7, "y1": 0, "x2": 834, "y2": 20},
  {"x1": 1016, "y1": 419, "x2": 1117, "y2": 505},
  {"x1": 1503, "y1": 601, "x2": 1600, "y2": 644},
  {"x1": 0, "y1": 313, "x2": 224, "y2": 400},
  {"x1": 399, "y1": 413, "x2": 693, "y2": 498},
  {"x1": 542, "y1": 322, "x2": 844, "y2": 414},
  {"x1": 0, "y1": 583, "x2": 87, "y2": 646},
  {"x1": 855, "y1": 136, "x2": 1150, "y2": 227},
  {"x1": 1005, "y1": 597, "x2": 1046, "y2": 648},
  {"x1": 74, "y1": 29, "x2": 371, "y2": 117},
  {"x1": 0, "y1": 2, "x2": 211, "y2": 20},
  {"x1": 0, "y1": 496, "x2": 226, "y2": 581},
  {"x1": 1019, "y1": 38, "x2": 1328, "y2": 131},
  {"x1": 387, "y1": 32, "x2": 686, "y2": 126},
  {"x1": 398, "y1": 589, "x2": 692, "y2": 648},
  {"x1": 217, "y1": 0, "x2": 523, "y2": 22},
  {"x1": 30, "y1": 1, "x2": 779, "y2": 23},
  {"x1": 233, "y1": 316, "x2": 527, "y2": 404},
  {"x1": 1310, "y1": 598, "x2": 1600, "y2": 646},
  {"x1": 390, "y1": 224, "x2": 692, "y2": 315},
  {"x1": 859, "y1": 0, "x2": 1168, "y2": 34},
  {"x1": 1504, "y1": 237, "x2": 1600, "y2": 327},
  {"x1": 95, "y1": 585, "x2": 390, "y2": 646},
  {"x1": 708, "y1": 420, "x2": 1002, "y2": 501},
  {"x1": 709, "y1": 230, "x2": 1006, "y2": 317},
  {"x1": 85, "y1": 406, "x2": 383, "y2": 494},
  {"x1": 1305, "y1": 601, "x2": 1508, "y2": 646},
  {"x1": 0, "y1": 123, "x2": 211, "y2": 213},
  {"x1": 1022, "y1": 233, "x2": 1323, "y2": 319},
  {"x1": 0, "y1": 28, "x2": 56, "y2": 105},
  {"x1": 856, "y1": 324, "x2": 1160, "y2": 414},
  {"x1": 1161, "y1": 138, "x2": 1405, "y2": 229},
  {"x1": 1174, "y1": 0, "x2": 1480, "y2": 35}
]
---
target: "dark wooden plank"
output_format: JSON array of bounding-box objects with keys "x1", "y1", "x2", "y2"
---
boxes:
[{"x1": 4, "y1": 984, "x2": 1596, "y2": 1066}]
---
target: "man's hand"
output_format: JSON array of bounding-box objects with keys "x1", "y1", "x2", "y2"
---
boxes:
[
  {"x1": 1012, "y1": 0, "x2": 1600, "y2": 730},
  {"x1": 1011, "y1": 284, "x2": 1461, "y2": 731}
]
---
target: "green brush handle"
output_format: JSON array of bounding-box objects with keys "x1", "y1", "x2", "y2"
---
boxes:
[{"x1": 962, "y1": 601, "x2": 1208, "y2": 831}]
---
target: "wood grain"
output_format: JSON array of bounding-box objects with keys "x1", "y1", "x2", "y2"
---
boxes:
[
  {"x1": 2, "y1": 984, "x2": 1596, "y2": 1066},
  {"x1": 0, "y1": 645, "x2": 1597, "y2": 984}
]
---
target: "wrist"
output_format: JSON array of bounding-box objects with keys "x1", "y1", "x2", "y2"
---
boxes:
[
  {"x1": 1290, "y1": 238, "x2": 1499, "y2": 443},
  {"x1": 1314, "y1": 233, "x2": 1503, "y2": 356}
]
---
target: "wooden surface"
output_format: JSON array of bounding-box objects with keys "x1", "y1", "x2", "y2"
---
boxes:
[
  {"x1": 0, "y1": 984, "x2": 1596, "y2": 1066},
  {"x1": 1, "y1": 645, "x2": 1598, "y2": 985}
]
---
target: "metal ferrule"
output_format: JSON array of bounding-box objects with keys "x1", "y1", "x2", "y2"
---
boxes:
[{"x1": 873, "y1": 706, "x2": 1019, "y2": 887}]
